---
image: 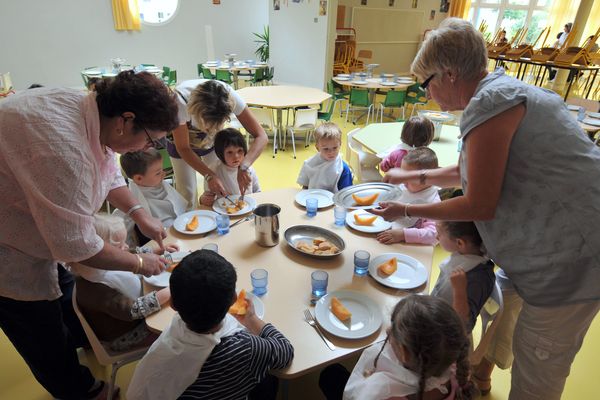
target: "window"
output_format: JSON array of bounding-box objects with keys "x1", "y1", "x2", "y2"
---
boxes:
[
  {"x1": 139, "y1": 0, "x2": 179, "y2": 25},
  {"x1": 469, "y1": 0, "x2": 549, "y2": 46}
]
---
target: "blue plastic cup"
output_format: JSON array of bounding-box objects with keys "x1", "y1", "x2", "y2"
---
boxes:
[
  {"x1": 306, "y1": 198, "x2": 318, "y2": 217},
  {"x1": 354, "y1": 250, "x2": 370, "y2": 276},
  {"x1": 311, "y1": 270, "x2": 328, "y2": 301},
  {"x1": 251, "y1": 268, "x2": 268, "y2": 296},
  {"x1": 216, "y1": 214, "x2": 230, "y2": 235},
  {"x1": 334, "y1": 206, "x2": 347, "y2": 226}
]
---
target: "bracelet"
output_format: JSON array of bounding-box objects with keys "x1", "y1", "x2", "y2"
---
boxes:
[
  {"x1": 126, "y1": 204, "x2": 143, "y2": 217},
  {"x1": 204, "y1": 174, "x2": 214, "y2": 182},
  {"x1": 239, "y1": 163, "x2": 250, "y2": 172},
  {"x1": 134, "y1": 255, "x2": 143, "y2": 274},
  {"x1": 419, "y1": 170, "x2": 427, "y2": 185},
  {"x1": 405, "y1": 204, "x2": 411, "y2": 218}
]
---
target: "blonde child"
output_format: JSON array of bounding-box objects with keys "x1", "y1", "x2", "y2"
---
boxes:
[
  {"x1": 297, "y1": 122, "x2": 353, "y2": 193},
  {"x1": 70, "y1": 214, "x2": 176, "y2": 352},
  {"x1": 432, "y1": 221, "x2": 496, "y2": 333},
  {"x1": 119, "y1": 148, "x2": 187, "y2": 244},
  {"x1": 200, "y1": 128, "x2": 261, "y2": 206},
  {"x1": 320, "y1": 295, "x2": 474, "y2": 400},
  {"x1": 379, "y1": 116, "x2": 435, "y2": 172},
  {"x1": 377, "y1": 147, "x2": 440, "y2": 245}
]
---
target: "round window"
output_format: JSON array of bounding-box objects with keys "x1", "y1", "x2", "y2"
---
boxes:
[{"x1": 139, "y1": 0, "x2": 179, "y2": 25}]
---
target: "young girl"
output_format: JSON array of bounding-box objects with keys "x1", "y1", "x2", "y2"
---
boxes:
[
  {"x1": 432, "y1": 221, "x2": 495, "y2": 332},
  {"x1": 339, "y1": 295, "x2": 474, "y2": 400},
  {"x1": 379, "y1": 116, "x2": 435, "y2": 172},
  {"x1": 70, "y1": 214, "x2": 177, "y2": 351},
  {"x1": 200, "y1": 128, "x2": 261, "y2": 206}
]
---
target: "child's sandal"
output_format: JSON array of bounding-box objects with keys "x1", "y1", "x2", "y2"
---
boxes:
[{"x1": 472, "y1": 375, "x2": 492, "y2": 396}]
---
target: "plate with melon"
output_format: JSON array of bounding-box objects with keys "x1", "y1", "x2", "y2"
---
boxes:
[
  {"x1": 369, "y1": 253, "x2": 428, "y2": 289},
  {"x1": 228, "y1": 289, "x2": 265, "y2": 319},
  {"x1": 143, "y1": 251, "x2": 192, "y2": 287},
  {"x1": 333, "y1": 183, "x2": 402, "y2": 210},
  {"x1": 173, "y1": 210, "x2": 218, "y2": 235},
  {"x1": 213, "y1": 195, "x2": 257, "y2": 216},
  {"x1": 315, "y1": 290, "x2": 383, "y2": 339},
  {"x1": 346, "y1": 210, "x2": 392, "y2": 233}
]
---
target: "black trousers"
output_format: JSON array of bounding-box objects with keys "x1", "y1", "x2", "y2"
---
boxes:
[
  {"x1": 0, "y1": 265, "x2": 95, "y2": 399},
  {"x1": 319, "y1": 364, "x2": 351, "y2": 400}
]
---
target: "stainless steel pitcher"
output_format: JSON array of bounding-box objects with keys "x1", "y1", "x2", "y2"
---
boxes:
[{"x1": 254, "y1": 204, "x2": 280, "y2": 247}]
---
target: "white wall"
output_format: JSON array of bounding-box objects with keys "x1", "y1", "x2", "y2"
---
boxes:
[
  {"x1": 1, "y1": 0, "x2": 268, "y2": 89},
  {"x1": 269, "y1": 0, "x2": 335, "y2": 89}
]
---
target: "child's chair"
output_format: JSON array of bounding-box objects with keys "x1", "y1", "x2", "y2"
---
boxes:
[
  {"x1": 285, "y1": 107, "x2": 318, "y2": 158},
  {"x1": 379, "y1": 90, "x2": 407, "y2": 122},
  {"x1": 470, "y1": 281, "x2": 505, "y2": 365},
  {"x1": 405, "y1": 83, "x2": 428, "y2": 117},
  {"x1": 346, "y1": 128, "x2": 382, "y2": 183},
  {"x1": 248, "y1": 107, "x2": 279, "y2": 158},
  {"x1": 345, "y1": 88, "x2": 374, "y2": 125},
  {"x1": 72, "y1": 286, "x2": 149, "y2": 400}
]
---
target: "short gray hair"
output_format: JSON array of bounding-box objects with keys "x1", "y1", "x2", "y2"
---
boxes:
[{"x1": 411, "y1": 18, "x2": 488, "y2": 82}]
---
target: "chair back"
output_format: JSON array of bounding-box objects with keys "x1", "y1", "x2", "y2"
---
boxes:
[
  {"x1": 349, "y1": 88, "x2": 370, "y2": 107},
  {"x1": 357, "y1": 49, "x2": 373, "y2": 60},
  {"x1": 346, "y1": 129, "x2": 383, "y2": 182},
  {"x1": 201, "y1": 66, "x2": 215, "y2": 79},
  {"x1": 405, "y1": 83, "x2": 427, "y2": 104},
  {"x1": 254, "y1": 68, "x2": 265, "y2": 80},
  {"x1": 162, "y1": 66, "x2": 171, "y2": 79},
  {"x1": 0, "y1": 72, "x2": 14, "y2": 96},
  {"x1": 470, "y1": 281, "x2": 505, "y2": 365},
  {"x1": 248, "y1": 107, "x2": 275, "y2": 131},
  {"x1": 216, "y1": 69, "x2": 233, "y2": 84},
  {"x1": 383, "y1": 90, "x2": 407, "y2": 107},
  {"x1": 292, "y1": 108, "x2": 318, "y2": 129},
  {"x1": 318, "y1": 97, "x2": 335, "y2": 122},
  {"x1": 71, "y1": 286, "x2": 148, "y2": 366}
]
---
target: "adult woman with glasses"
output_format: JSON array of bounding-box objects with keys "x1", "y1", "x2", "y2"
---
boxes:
[
  {"x1": 371, "y1": 18, "x2": 600, "y2": 400},
  {"x1": 0, "y1": 71, "x2": 179, "y2": 399},
  {"x1": 168, "y1": 79, "x2": 268, "y2": 208}
]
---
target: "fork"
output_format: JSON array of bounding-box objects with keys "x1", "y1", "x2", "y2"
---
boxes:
[
  {"x1": 224, "y1": 195, "x2": 237, "y2": 206},
  {"x1": 303, "y1": 309, "x2": 336, "y2": 351}
]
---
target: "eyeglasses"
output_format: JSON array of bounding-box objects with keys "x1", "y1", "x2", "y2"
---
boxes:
[
  {"x1": 143, "y1": 127, "x2": 160, "y2": 148},
  {"x1": 420, "y1": 74, "x2": 435, "y2": 90}
]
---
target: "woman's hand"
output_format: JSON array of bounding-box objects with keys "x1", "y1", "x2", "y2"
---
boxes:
[
  {"x1": 136, "y1": 214, "x2": 167, "y2": 251},
  {"x1": 138, "y1": 253, "x2": 168, "y2": 277},
  {"x1": 207, "y1": 175, "x2": 228, "y2": 197},
  {"x1": 383, "y1": 168, "x2": 412, "y2": 184},
  {"x1": 237, "y1": 168, "x2": 251, "y2": 195},
  {"x1": 368, "y1": 202, "x2": 406, "y2": 221},
  {"x1": 163, "y1": 243, "x2": 180, "y2": 253}
]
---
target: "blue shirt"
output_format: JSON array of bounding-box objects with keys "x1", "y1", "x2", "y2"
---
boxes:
[{"x1": 337, "y1": 161, "x2": 353, "y2": 190}]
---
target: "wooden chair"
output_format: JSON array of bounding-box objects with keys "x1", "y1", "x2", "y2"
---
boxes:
[
  {"x1": 349, "y1": 49, "x2": 373, "y2": 73},
  {"x1": 505, "y1": 27, "x2": 548, "y2": 60},
  {"x1": 554, "y1": 27, "x2": 600, "y2": 67},
  {"x1": 532, "y1": 27, "x2": 578, "y2": 63}
]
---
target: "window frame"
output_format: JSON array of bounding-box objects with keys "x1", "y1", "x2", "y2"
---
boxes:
[{"x1": 139, "y1": 0, "x2": 180, "y2": 26}]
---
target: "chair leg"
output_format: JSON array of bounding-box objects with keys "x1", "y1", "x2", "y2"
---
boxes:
[
  {"x1": 108, "y1": 363, "x2": 121, "y2": 400},
  {"x1": 345, "y1": 103, "x2": 350, "y2": 123},
  {"x1": 272, "y1": 129, "x2": 277, "y2": 158},
  {"x1": 291, "y1": 129, "x2": 296, "y2": 159}
]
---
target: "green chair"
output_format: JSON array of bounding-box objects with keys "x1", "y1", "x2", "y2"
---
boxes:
[
  {"x1": 157, "y1": 148, "x2": 174, "y2": 181},
  {"x1": 379, "y1": 90, "x2": 406, "y2": 122},
  {"x1": 264, "y1": 66, "x2": 275, "y2": 85},
  {"x1": 249, "y1": 67, "x2": 266, "y2": 86},
  {"x1": 345, "y1": 88, "x2": 373, "y2": 125},
  {"x1": 198, "y1": 64, "x2": 215, "y2": 79},
  {"x1": 164, "y1": 70, "x2": 177, "y2": 88},
  {"x1": 405, "y1": 83, "x2": 428, "y2": 116},
  {"x1": 328, "y1": 79, "x2": 350, "y2": 117},
  {"x1": 216, "y1": 69, "x2": 233, "y2": 85},
  {"x1": 162, "y1": 66, "x2": 171, "y2": 80}
]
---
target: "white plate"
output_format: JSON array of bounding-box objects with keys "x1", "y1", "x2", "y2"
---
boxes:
[
  {"x1": 587, "y1": 111, "x2": 600, "y2": 119},
  {"x1": 380, "y1": 81, "x2": 399, "y2": 86},
  {"x1": 315, "y1": 290, "x2": 383, "y2": 339},
  {"x1": 173, "y1": 210, "x2": 218, "y2": 235},
  {"x1": 83, "y1": 69, "x2": 102, "y2": 75},
  {"x1": 334, "y1": 183, "x2": 403, "y2": 210},
  {"x1": 382, "y1": 73, "x2": 395, "y2": 77},
  {"x1": 351, "y1": 80, "x2": 367, "y2": 85},
  {"x1": 232, "y1": 291, "x2": 265, "y2": 319},
  {"x1": 583, "y1": 117, "x2": 600, "y2": 127},
  {"x1": 102, "y1": 73, "x2": 117, "y2": 77},
  {"x1": 368, "y1": 253, "x2": 428, "y2": 289},
  {"x1": 143, "y1": 251, "x2": 192, "y2": 287},
  {"x1": 295, "y1": 189, "x2": 334, "y2": 209},
  {"x1": 345, "y1": 210, "x2": 392, "y2": 233},
  {"x1": 337, "y1": 74, "x2": 350, "y2": 78},
  {"x1": 336, "y1": 77, "x2": 350, "y2": 81},
  {"x1": 212, "y1": 195, "x2": 257, "y2": 216},
  {"x1": 567, "y1": 104, "x2": 581, "y2": 111},
  {"x1": 144, "y1": 67, "x2": 162, "y2": 73}
]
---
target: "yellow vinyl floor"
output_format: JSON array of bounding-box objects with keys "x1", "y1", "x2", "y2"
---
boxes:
[{"x1": 0, "y1": 103, "x2": 598, "y2": 400}]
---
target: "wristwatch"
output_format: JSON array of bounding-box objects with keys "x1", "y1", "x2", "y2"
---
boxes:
[{"x1": 239, "y1": 163, "x2": 250, "y2": 172}]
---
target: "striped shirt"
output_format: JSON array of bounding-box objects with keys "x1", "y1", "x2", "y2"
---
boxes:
[{"x1": 179, "y1": 324, "x2": 293, "y2": 399}]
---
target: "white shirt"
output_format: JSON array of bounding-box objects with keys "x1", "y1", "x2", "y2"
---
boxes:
[
  {"x1": 208, "y1": 161, "x2": 261, "y2": 195},
  {"x1": 0, "y1": 89, "x2": 125, "y2": 301},
  {"x1": 392, "y1": 184, "x2": 440, "y2": 229},
  {"x1": 297, "y1": 153, "x2": 344, "y2": 193}
]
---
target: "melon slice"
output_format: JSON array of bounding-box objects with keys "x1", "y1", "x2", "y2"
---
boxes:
[
  {"x1": 166, "y1": 262, "x2": 179, "y2": 273},
  {"x1": 353, "y1": 214, "x2": 377, "y2": 226},
  {"x1": 352, "y1": 193, "x2": 379, "y2": 206},
  {"x1": 229, "y1": 289, "x2": 249, "y2": 315},
  {"x1": 378, "y1": 258, "x2": 397, "y2": 275},
  {"x1": 186, "y1": 215, "x2": 199, "y2": 231},
  {"x1": 330, "y1": 297, "x2": 352, "y2": 321}
]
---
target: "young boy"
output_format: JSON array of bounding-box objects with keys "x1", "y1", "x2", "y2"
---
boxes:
[
  {"x1": 127, "y1": 250, "x2": 294, "y2": 400},
  {"x1": 297, "y1": 122, "x2": 353, "y2": 193},
  {"x1": 119, "y1": 149, "x2": 187, "y2": 243},
  {"x1": 377, "y1": 147, "x2": 441, "y2": 245},
  {"x1": 200, "y1": 128, "x2": 261, "y2": 206}
]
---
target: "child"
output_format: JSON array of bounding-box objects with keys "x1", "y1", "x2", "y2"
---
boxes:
[
  {"x1": 119, "y1": 148, "x2": 187, "y2": 243},
  {"x1": 199, "y1": 127, "x2": 261, "y2": 206},
  {"x1": 70, "y1": 214, "x2": 175, "y2": 352},
  {"x1": 377, "y1": 147, "x2": 441, "y2": 245},
  {"x1": 379, "y1": 116, "x2": 434, "y2": 172},
  {"x1": 297, "y1": 122, "x2": 353, "y2": 193},
  {"x1": 432, "y1": 221, "x2": 496, "y2": 333},
  {"x1": 320, "y1": 295, "x2": 474, "y2": 400},
  {"x1": 127, "y1": 250, "x2": 294, "y2": 400}
]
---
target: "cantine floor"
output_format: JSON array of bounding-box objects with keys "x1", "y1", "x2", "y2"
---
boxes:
[{"x1": 0, "y1": 103, "x2": 598, "y2": 400}]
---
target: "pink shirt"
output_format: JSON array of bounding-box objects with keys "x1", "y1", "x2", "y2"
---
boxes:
[{"x1": 0, "y1": 89, "x2": 125, "y2": 301}]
